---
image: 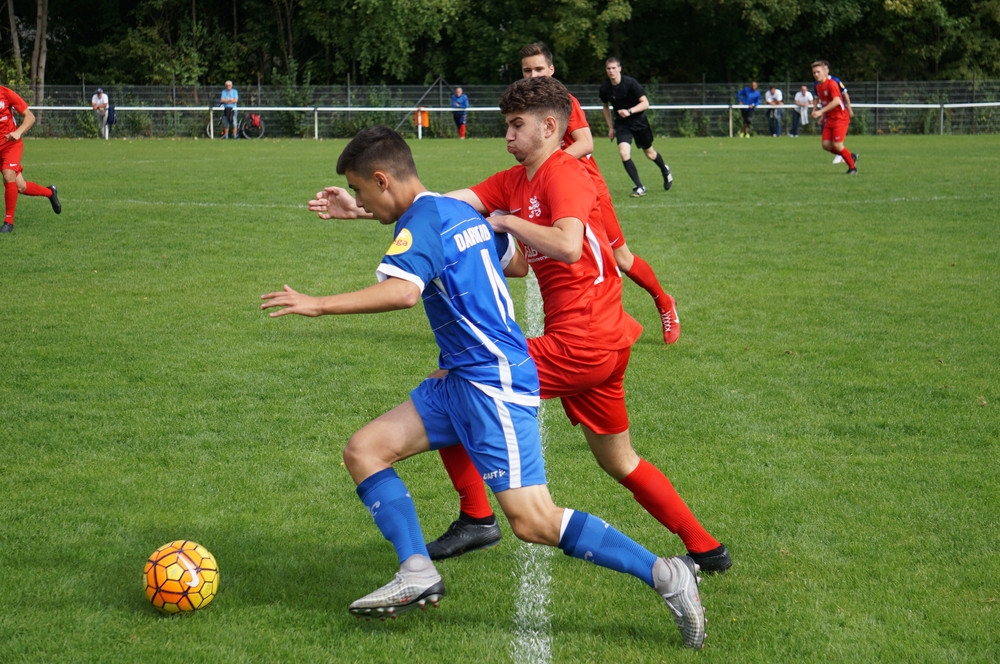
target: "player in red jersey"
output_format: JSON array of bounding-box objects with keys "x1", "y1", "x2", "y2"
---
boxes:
[
  {"x1": 427, "y1": 76, "x2": 731, "y2": 574},
  {"x1": 810, "y1": 61, "x2": 858, "y2": 175},
  {"x1": 0, "y1": 86, "x2": 61, "y2": 233},
  {"x1": 519, "y1": 42, "x2": 680, "y2": 346}
]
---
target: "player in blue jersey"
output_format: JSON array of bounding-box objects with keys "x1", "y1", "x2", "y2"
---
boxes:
[{"x1": 263, "y1": 125, "x2": 707, "y2": 648}]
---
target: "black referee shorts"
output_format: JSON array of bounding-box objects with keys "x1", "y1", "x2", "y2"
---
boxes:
[{"x1": 615, "y1": 120, "x2": 654, "y2": 150}]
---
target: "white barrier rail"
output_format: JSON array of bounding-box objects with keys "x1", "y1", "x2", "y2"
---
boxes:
[{"x1": 33, "y1": 101, "x2": 1000, "y2": 139}]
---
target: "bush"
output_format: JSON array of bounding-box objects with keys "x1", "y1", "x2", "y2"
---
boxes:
[{"x1": 76, "y1": 110, "x2": 100, "y2": 138}]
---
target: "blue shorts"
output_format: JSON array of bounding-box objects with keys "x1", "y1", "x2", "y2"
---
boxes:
[{"x1": 411, "y1": 374, "x2": 546, "y2": 493}]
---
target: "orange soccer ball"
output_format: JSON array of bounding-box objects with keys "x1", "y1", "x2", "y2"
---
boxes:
[{"x1": 143, "y1": 540, "x2": 219, "y2": 614}]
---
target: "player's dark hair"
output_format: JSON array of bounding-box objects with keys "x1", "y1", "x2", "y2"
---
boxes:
[
  {"x1": 519, "y1": 42, "x2": 553, "y2": 66},
  {"x1": 336, "y1": 125, "x2": 418, "y2": 179},
  {"x1": 605, "y1": 56, "x2": 621, "y2": 66},
  {"x1": 499, "y1": 77, "x2": 572, "y2": 131}
]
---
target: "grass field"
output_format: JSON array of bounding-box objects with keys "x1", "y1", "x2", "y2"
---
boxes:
[{"x1": 1, "y1": 133, "x2": 998, "y2": 663}]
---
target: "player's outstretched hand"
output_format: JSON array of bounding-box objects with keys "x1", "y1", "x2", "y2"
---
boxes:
[
  {"x1": 260, "y1": 284, "x2": 323, "y2": 317},
  {"x1": 308, "y1": 186, "x2": 372, "y2": 220}
]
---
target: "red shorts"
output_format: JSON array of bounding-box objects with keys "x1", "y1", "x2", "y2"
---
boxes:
[
  {"x1": 821, "y1": 119, "x2": 850, "y2": 143},
  {"x1": 527, "y1": 334, "x2": 631, "y2": 435},
  {"x1": 0, "y1": 139, "x2": 23, "y2": 174}
]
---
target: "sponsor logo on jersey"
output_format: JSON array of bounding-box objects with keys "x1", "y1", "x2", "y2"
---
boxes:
[
  {"x1": 453, "y1": 222, "x2": 492, "y2": 252},
  {"x1": 522, "y1": 243, "x2": 549, "y2": 264},
  {"x1": 482, "y1": 468, "x2": 507, "y2": 481},
  {"x1": 527, "y1": 196, "x2": 542, "y2": 219},
  {"x1": 386, "y1": 228, "x2": 413, "y2": 255}
]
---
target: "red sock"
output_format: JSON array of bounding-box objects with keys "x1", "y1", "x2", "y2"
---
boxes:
[
  {"x1": 438, "y1": 445, "x2": 493, "y2": 519},
  {"x1": 840, "y1": 149, "x2": 855, "y2": 169},
  {"x1": 22, "y1": 182, "x2": 51, "y2": 197},
  {"x1": 625, "y1": 255, "x2": 668, "y2": 304},
  {"x1": 620, "y1": 458, "x2": 721, "y2": 554},
  {"x1": 4, "y1": 181, "x2": 17, "y2": 223}
]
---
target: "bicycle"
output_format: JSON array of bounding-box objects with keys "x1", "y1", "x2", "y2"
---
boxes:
[{"x1": 206, "y1": 108, "x2": 265, "y2": 139}]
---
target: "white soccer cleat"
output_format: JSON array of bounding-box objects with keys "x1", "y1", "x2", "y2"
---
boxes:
[
  {"x1": 832, "y1": 155, "x2": 844, "y2": 164},
  {"x1": 349, "y1": 555, "x2": 445, "y2": 621},
  {"x1": 653, "y1": 556, "x2": 706, "y2": 649}
]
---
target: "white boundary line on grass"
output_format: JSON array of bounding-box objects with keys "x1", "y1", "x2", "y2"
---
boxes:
[
  {"x1": 82, "y1": 198, "x2": 303, "y2": 210},
  {"x1": 614, "y1": 191, "x2": 996, "y2": 211},
  {"x1": 510, "y1": 272, "x2": 554, "y2": 664},
  {"x1": 75, "y1": 191, "x2": 994, "y2": 213}
]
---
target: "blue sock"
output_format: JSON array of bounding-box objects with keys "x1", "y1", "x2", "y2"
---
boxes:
[
  {"x1": 558, "y1": 510, "x2": 657, "y2": 587},
  {"x1": 356, "y1": 468, "x2": 429, "y2": 564}
]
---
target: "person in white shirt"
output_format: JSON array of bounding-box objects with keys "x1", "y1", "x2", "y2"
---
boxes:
[
  {"x1": 765, "y1": 85, "x2": 783, "y2": 137},
  {"x1": 91, "y1": 88, "x2": 109, "y2": 140},
  {"x1": 791, "y1": 85, "x2": 813, "y2": 137}
]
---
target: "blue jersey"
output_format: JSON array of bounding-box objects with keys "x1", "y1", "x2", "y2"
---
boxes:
[
  {"x1": 737, "y1": 86, "x2": 762, "y2": 106},
  {"x1": 377, "y1": 193, "x2": 539, "y2": 405}
]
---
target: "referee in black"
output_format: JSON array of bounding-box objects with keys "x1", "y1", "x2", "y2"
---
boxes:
[{"x1": 600, "y1": 57, "x2": 673, "y2": 197}]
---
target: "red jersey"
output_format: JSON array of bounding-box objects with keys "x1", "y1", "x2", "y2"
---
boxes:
[
  {"x1": 564, "y1": 94, "x2": 611, "y2": 199},
  {"x1": 471, "y1": 150, "x2": 642, "y2": 349},
  {"x1": 814, "y1": 78, "x2": 849, "y2": 124},
  {"x1": 0, "y1": 87, "x2": 29, "y2": 136}
]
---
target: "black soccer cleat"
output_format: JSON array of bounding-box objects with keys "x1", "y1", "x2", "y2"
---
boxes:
[
  {"x1": 426, "y1": 518, "x2": 502, "y2": 561},
  {"x1": 663, "y1": 166, "x2": 673, "y2": 191},
  {"x1": 688, "y1": 543, "x2": 732, "y2": 574},
  {"x1": 49, "y1": 185, "x2": 61, "y2": 214},
  {"x1": 0, "y1": 221, "x2": 12, "y2": 233},
  {"x1": 846, "y1": 168, "x2": 858, "y2": 175}
]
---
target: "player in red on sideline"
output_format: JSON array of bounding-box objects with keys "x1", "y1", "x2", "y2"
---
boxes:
[
  {"x1": 0, "y1": 85, "x2": 61, "y2": 234},
  {"x1": 811, "y1": 60, "x2": 859, "y2": 175}
]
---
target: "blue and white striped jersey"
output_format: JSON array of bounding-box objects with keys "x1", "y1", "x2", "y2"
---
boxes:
[{"x1": 377, "y1": 193, "x2": 539, "y2": 405}]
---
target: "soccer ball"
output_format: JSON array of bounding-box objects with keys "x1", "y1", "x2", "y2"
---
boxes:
[{"x1": 143, "y1": 540, "x2": 219, "y2": 614}]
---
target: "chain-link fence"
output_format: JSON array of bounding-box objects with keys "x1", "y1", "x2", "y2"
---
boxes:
[{"x1": 18, "y1": 79, "x2": 1000, "y2": 139}]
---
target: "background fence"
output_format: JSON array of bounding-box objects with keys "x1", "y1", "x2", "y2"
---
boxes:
[{"x1": 22, "y1": 79, "x2": 1000, "y2": 139}]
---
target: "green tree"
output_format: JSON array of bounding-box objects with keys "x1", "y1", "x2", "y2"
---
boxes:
[
  {"x1": 435, "y1": 0, "x2": 633, "y2": 85},
  {"x1": 300, "y1": 0, "x2": 461, "y2": 83}
]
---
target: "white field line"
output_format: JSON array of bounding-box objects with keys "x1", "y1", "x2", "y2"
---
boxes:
[
  {"x1": 74, "y1": 198, "x2": 304, "y2": 211},
  {"x1": 612, "y1": 191, "x2": 996, "y2": 211},
  {"x1": 510, "y1": 271, "x2": 554, "y2": 664},
  {"x1": 73, "y1": 191, "x2": 995, "y2": 214}
]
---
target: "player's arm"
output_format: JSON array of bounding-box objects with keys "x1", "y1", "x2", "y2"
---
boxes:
[
  {"x1": 261, "y1": 278, "x2": 421, "y2": 318},
  {"x1": 444, "y1": 188, "x2": 488, "y2": 215},
  {"x1": 7, "y1": 107, "x2": 34, "y2": 141},
  {"x1": 564, "y1": 126, "x2": 594, "y2": 160},
  {"x1": 503, "y1": 247, "x2": 528, "y2": 278},
  {"x1": 308, "y1": 186, "x2": 374, "y2": 220},
  {"x1": 842, "y1": 90, "x2": 854, "y2": 118},
  {"x1": 488, "y1": 215, "x2": 583, "y2": 264},
  {"x1": 812, "y1": 98, "x2": 842, "y2": 118},
  {"x1": 618, "y1": 95, "x2": 649, "y2": 118},
  {"x1": 602, "y1": 103, "x2": 615, "y2": 139}
]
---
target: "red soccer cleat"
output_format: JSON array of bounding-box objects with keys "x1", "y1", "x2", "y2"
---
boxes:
[{"x1": 659, "y1": 294, "x2": 681, "y2": 345}]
